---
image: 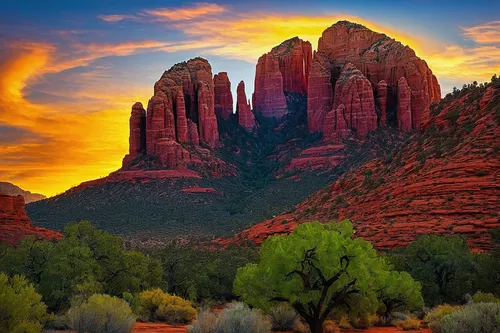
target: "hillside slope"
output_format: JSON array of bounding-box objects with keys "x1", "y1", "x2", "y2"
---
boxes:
[{"x1": 218, "y1": 79, "x2": 500, "y2": 251}]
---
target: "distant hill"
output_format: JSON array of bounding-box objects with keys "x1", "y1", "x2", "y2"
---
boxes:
[{"x1": 0, "y1": 182, "x2": 46, "y2": 203}]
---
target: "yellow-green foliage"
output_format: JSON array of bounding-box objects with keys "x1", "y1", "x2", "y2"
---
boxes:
[
  {"x1": 138, "y1": 288, "x2": 197, "y2": 324},
  {"x1": 472, "y1": 291, "x2": 500, "y2": 304},
  {"x1": 424, "y1": 304, "x2": 461, "y2": 333},
  {"x1": 0, "y1": 273, "x2": 51, "y2": 333},
  {"x1": 393, "y1": 318, "x2": 421, "y2": 330},
  {"x1": 68, "y1": 294, "x2": 135, "y2": 333},
  {"x1": 350, "y1": 313, "x2": 379, "y2": 329}
]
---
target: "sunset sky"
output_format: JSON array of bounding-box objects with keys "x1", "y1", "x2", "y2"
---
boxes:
[{"x1": 1, "y1": 0, "x2": 499, "y2": 196}]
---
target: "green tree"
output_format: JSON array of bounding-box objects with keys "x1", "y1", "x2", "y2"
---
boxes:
[
  {"x1": 395, "y1": 235, "x2": 473, "y2": 305},
  {"x1": 234, "y1": 221, "x2": 389, "y2": 333},
  {"x1": 376, "y1": 270, "x2": 424, "y2": 317},
  {"x1": 0, "y1": 273, "x2": 51, "y2": 333}
]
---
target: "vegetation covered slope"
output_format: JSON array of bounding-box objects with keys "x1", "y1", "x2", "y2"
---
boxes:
[{"x1": 219, "y1": 78, "x2": 500, "y2": 251}]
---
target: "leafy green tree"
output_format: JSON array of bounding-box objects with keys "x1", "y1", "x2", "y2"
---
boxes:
[
  {"x1": 376, "y1": 270, "x2": 424, "y2": 317},
  {"x1": 0, "y1": 273, "x2": 51, "y2": 333},
  {"x1": 395, "y1": 235, "x2": 474, "y2": 305},
  {"x1": 234, "y1": 221, "x2": 389, "y2": 333},
  {"x1": 0, "y1": 221, "x2": 162, "y2": 311}
]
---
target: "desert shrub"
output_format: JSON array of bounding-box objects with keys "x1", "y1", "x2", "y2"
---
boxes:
[
  {"x1": 138, "y1": 288, "x2": 196, "y2": 324},
  {"x1": 440, "y1": 303, "x2": 500, "y2": 333},
  {"x1": 67, "y1": 294, "x2": 135, "y2": 333},
  {"x1": 472, "y1": 291, "x2": 500, "y2": 304},
  {"x1": 0, "y1": 273, "x2": 51, "y2": 333},
  {"x1": 269, "y1": 303, "x2": 298, "y2": 331},
  {"x1": 424, "y1": 304, "x2": 461, "y2": 333},
  {"x1": 215, "y1": 302, "x2": 271, "y2": 333},
  {"x1": 350, "y1": 313, "x2": 379, "y2": 329},
  {"x1": 322, "y1": 320, "x2": 340, "y2": 333},
  {"x1": 393, "y1": 318, "x2": 421, "y2": 330},
  {"x1": 390, "y1": 312, "x2": 410, "y2": 321},
  {"x1": 187, "y1": 309, "x2": 217, "y2": 333}
]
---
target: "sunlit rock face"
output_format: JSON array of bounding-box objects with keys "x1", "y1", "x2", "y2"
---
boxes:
[
  {"x1": 253, "y1": 37, "x2": 312, "y2": 119},
  {"x1": 308, "y1": 21, "x2": 441, "y2": 138}
]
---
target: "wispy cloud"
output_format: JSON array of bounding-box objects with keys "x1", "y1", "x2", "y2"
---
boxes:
[
  {"x1": 99, "y1": 2, "x2": 226, "y2": 23},
  {"x1": 462, "y1": 20, "x2": 500, "y2": 45}
]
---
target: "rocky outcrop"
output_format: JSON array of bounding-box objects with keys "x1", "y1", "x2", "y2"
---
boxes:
[
  {"x1": 218, "y1": 82, "x2": 500, "y2": 251},
  {"x1": 254, "y1": 37, "x2": 312, "y2": 118},
  {"x1": 308, "y1": 21, "x2": 441, "y2": 138},
  {"x1": 236, "y1": 81, "x2": 255, "y2": 130},
  {"x1": 0, "y1": 194, "x2": 61, "y2": 245},
  {"x1": 214, "y1": 72, "x2": 233, "y2": 120},
  {"x1": 330, "y1": 63, "x2": 377, "y2": 138},
  {"x1": 397, "y1": 77, "x2": 412, "y2": 131},
  {"x1": 122, "y1": 58, "x2": 234, "y2": 174},
  {"x1": 0, "y1": 182, "x2": 46, "y2": 203},
  {"x1": 323, "y1": 104, "x2": 350, "y2": 142}
]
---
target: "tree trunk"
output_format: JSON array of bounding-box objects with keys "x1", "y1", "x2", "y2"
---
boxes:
[{"x1": 307, "y1": 318, "x2": 324, "y2": 333}]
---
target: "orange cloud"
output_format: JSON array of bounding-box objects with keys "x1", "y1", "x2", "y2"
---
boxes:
[
  {"x1": 0, "y1": 43, "x2": 150, "y2": 196},
  {"x1": 462, "y1": 21, "x2": 500, "y2": 45},
  {"x1": 144, "y1": 3, "x2": 226, "y2": 21},
  {"x1": 98, "y1": 14, "x2": 137, "y2": 22}
]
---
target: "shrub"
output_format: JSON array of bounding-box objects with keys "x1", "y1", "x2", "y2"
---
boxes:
[
  {"x1": 269, "y1": 303, "x2": 298, "y2": 331},
  {"x1": 424, "y1": 304, "x2": 461, "y2": 333},
  {"x1": 0, "y1": 273, "x2": 51, "y2": 333},
  {"x1": 350, "y1": 313, "x2": 379, "y2": 328},
  {"x1": 67, "y1": 294, "x2": 135, "y2": 333},
  {"x1": 393, "y1": 318, "x2": 421, "y2": 330},
  {"x1": 187, "y1": 309, "x2": 217, "y2": 333},
  {"x1": 472, "y1": 291, "x2": 500, "y2": 304},
  {"x1": 215, "y1": 302, "x2": 271, "y2": 333},
  {"x1": 293, "y1": 321, "x2": 310, "y2": 333},
  {"x1": 322, "y1": 320, "x2": 340, "y2": 333},
  {"x1": 138, "y1": 288, "x2": 196, "y2": 324},
  {"x1": 440, "y1": 303, "x2": 500, "y2": 333}
]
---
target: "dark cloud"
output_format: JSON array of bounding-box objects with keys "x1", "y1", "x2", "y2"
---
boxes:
[{"x1": 0, "y1": 124, "x2": 43, "y2": 144}]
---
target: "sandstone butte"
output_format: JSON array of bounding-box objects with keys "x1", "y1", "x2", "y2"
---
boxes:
[
  {"x1": 0, "y1": 182, "x2": 46, "y2": 203},
  {"x1": 0, "y1": 194, "x2": 62, "y2": 245},
  {"x1": 215, "y1": 83, "x2": 500, "y2": 251},
  {"x1": 236, "y1": 80, "x2": 255, "y2": 130},
  {"x1": 122, "y1": 57, "x2": 234, "y2": 178},
  {"x1": 253, "y1": 37, "x2": 312, "y2": 119},
  {"x1": 214, "y1": 72, "x2": 233, "y2": 120},
  {"x1": 307, "y1": 21, "x2": 441, "y2": 140}
]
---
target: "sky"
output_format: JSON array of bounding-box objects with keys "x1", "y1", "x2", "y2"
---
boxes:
[{"x1": 0, "y1": 0, "x2": 499, "y2": 197}]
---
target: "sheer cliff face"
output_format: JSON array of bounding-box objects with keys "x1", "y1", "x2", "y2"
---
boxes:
[
  {"x1": 253, "y1": 37, "x2": 312, "y2": 119},
  {"x1": 308, "y1": 21, "x2": 441, "y2": 140},
  {"x1": 214, "y1": 72, "x2": 233, "y2": 120}
]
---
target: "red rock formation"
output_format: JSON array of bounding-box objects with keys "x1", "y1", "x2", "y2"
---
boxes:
[
  {"x1": 175, "y1": 89, "x2": 188, "y2": 143},
  {"x1": 397, "y1": 77, "x2": 412, "y2": 131},
  {"x1": 331, "y1": 63, "x2": 377, "y2": 137},
  {"x1": 307, "y1": 51, "x2": 333, "y2": 133},
  {"x1": 214, "y1": 72, "x2": 233, "y2": 120},
  {"x1": 236, "y1": 81, "x2": 255, "y2": 130},
  {"x1": 122, "y1": 103, "x2": 146, "y2": 166},
  {"x1": 122, "y1": 58, "x2": 234, "y2": 175},
  {"x1": 376, "y1": 80, "x2": 388, "y2": 126},
  {"x1": 308, "y1": 21, "x2": 441, "y2": 136},
  {"x1": 323, "y1": 104, "x2": 350, "y2": 142},
  {"x1": 0, "y1": 194, "x2": 62, "y2": 245},
  {"x1": 254, "y1": 37, "x2": 312, "y2": 118},
  {"x1": 153, "y1": 57, "x2": 219, "y2": 148},
  {"x1": 218, "y1": 82, "x2": 500, "y2": 251},
  {"x1": 197, "y1": 83, "x2": 219, "y2": 147}
]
